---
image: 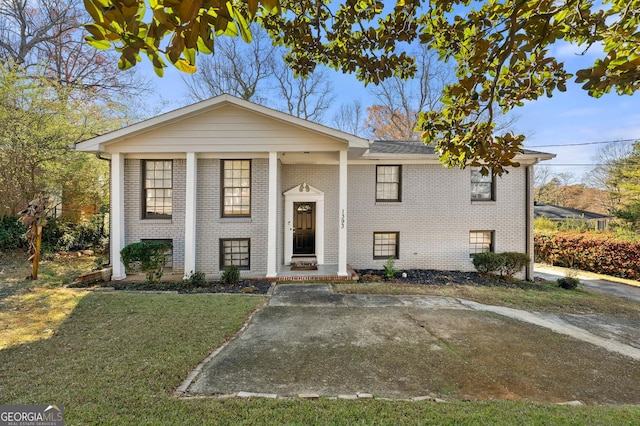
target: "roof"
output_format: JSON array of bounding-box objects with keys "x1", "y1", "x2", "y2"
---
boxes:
[
  {"x1": 534, "y1": 203, "x2": 612, "y2": 221},
  {"x1": 366, "y1": 140, "x2": 555, "y2": 161}
]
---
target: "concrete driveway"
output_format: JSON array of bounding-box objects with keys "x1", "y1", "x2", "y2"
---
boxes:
[
  {"x1": 182, "y1": 284, "x2": 640, "y2": 404},
  {"x1": 534, "y1": 263, "x2": 640, "y2": 303}
]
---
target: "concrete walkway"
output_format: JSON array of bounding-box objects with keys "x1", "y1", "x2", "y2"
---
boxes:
[
  {"x1": 180, "y1": 284, "x2": 640, "y2": 403},
  {"x1": 534, "y1": 263, "x2": 640, "y2": 303}
]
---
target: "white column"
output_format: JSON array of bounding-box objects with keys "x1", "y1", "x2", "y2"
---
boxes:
[
  {"x1": 110, "y1": 153, "x2": 126, "y2": 280},
  {"x1": 338, "y1": 149, "x2": 348, "y2": 276},
  {"x1": 266, "y1": 151, "x2": 278, "y2": 277},
  {"x1": 183, "y1": 152, "x2": 197, "y2": 279}
]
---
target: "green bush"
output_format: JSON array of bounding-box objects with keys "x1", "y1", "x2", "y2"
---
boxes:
[
  {"x1": 120, "y1": 241, "x2": 172, "y2": 283},
  {"x1": 221, "y1": 264, "x2": 240, "y2": 285},
  {"x1": 533, "y1": 216, "x2": 558, "y2": 232},
  {"x1": 501, "y1": 252, "x2": 530, "y2": 278},
  {"x1": 472, "y1": 252, "x2": 505, "y2": 274},
  {"x1": 534, "y1": 231, "x2": 640, "y2": 279},
  {"x1": 0, "y1": 216, "x2": 27, "y2": 252},
  {"x1": 184, "y1": 271, "x2": 207, "y2": 286},
  {"x1": 557, "y1": 276, "x2": 580, "y2": 290}
]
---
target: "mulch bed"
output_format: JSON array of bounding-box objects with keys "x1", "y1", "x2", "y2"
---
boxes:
[
  {"x1": 69, "y1": 279, "x2": 273, "y2": 294},
  {"x1": 356, "y1": 269, "x2": 546, "y2": 288}
]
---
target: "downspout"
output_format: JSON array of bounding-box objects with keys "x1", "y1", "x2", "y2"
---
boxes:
[
  {"x1": 525, "y1": 164, "x2": 532, "y2": 280},
  {"x1": 525, "y1": 159, "x2": 541, "y2": 281}
]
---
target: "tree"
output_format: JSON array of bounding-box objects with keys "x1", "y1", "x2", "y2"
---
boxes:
[
  {"x1": 365, "y1": 45, "x2": 451, "y2": 141},
  {"x1": 84, "y1": 0, "x2": 640, "y2": 173},
  {"x1": 0, "y1": 65, "x2": 112, "y2": 217},
  {"x1": 182, "y1": 24, "x2": 276, "y2": 102},
  {"x1": 1, "y1": 0, "x2": 146, "y2": 102},
  {"x1": 609, "y1": 142, "x2": 640, "y2": 228},
  {"x1": 586, "y1": 141, "x2": 633, "y2": 214},
  {"x1": 271, "y1": 60, "x2": 334, "y2": 122},
  {"x1": 332, "y1": 100, "x2": 365, "y2": 137}
]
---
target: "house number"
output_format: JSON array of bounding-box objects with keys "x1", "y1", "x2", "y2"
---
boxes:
[{"x1": 341, "y1": 209, "x2": 345, "y2": 229}]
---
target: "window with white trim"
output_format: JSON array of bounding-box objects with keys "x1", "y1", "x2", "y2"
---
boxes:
[
  {"x1": 376, "y1": 165, "x2": 401, "y2": 202},
  {"x1": 471, "y1": 167, "x2": 494, "y2": 201}
]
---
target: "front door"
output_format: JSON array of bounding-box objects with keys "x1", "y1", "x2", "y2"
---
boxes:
[{"x1": 293, "y1": 202, "x2": 316, "y2": 255}]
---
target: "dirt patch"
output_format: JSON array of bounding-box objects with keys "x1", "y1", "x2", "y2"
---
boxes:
[{"x1": 356, "y1": 269, "x2": 543, "y2": 288}]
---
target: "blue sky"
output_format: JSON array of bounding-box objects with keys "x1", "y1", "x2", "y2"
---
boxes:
[{"x1": 145, "y1": 40, "x2": 640, "y2": 186}]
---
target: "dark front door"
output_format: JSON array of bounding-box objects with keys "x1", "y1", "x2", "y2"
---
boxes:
[{"x1": 293, "y1": 202, "x2": 316, "y2": 255}]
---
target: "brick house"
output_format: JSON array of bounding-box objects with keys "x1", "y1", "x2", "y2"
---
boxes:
[{"x1": 75, "y1": 95, "x2": 554, "y2": 280}]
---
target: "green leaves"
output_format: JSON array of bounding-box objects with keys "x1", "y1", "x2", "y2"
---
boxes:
[
  {"x1": 81, "y1": 0, "x2": 640, "y2": 173},
  {"x1": 83, "y1": 0, "x2": 280, "y2": 76}
]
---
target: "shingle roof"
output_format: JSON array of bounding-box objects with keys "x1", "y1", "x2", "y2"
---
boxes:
[
  {"x1": 534, "y1": 203, "x2": 612, "y2": 221},
  {"x1": 369, "y1": 140, "x2": 553, "y2": 157}
]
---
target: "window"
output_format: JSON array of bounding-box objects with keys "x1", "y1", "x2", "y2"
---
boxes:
[
  {"x1": 220, "y1": 238, "x2": 250, "y2": 270},
  {"x1": 143, "y1": 160, "x2": 172, "y2": 219},
  {"x1": 376, "y1": 165, "x2": 401, "y2": 202},
  {"x1": 141, "y1": 239, "x2": 173, "y2": 268},
  {"x1": 469, "y1": 231, "x2": 493, "y2": 256},
  {"x1": 373, "y1": 232, "x2": 399, "y2": 259},
  {"x1": 471, "y1": 167, "x2": 494, "y2": 201},
  {"x1": 222, "y1": 160, "x2": 251, "y2": 216}
]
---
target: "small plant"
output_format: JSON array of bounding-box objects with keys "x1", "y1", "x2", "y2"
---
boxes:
[
  {"x1": 184, "y1": 270, "x2": 207, "y2": 286},
  {"x1": 120, "y1": 241, "x2": 171, "y2": 283},
  {"x1": 383, "y1": 257, "x2": 400, "y2": 279},
  {"x1": 92, "y1": 256, "x2": 106, "y2": 271},
  {"x1": 558, "y1": 270, "x2": 580, "y2": 290},
  {"x1": 221, "y1": 264, "x2": 240, "y2": 285},
  {"x1": 500, "y1": 252, "x2": 530, "y2": 278},
  {"x1": 472, "y1": 252, "x2": 505, "y2": 274}
]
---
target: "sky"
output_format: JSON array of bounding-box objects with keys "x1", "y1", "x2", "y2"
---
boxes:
[{"x1": 141, "y1": 39, "x2": 640, "y2": 187}]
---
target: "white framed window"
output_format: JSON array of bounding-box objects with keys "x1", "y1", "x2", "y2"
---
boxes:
[
  {"x1": 471, "y1": 167, "x2": 494, "y2": 201},
  {"x1": 376, "y1": 165, "x2": 401, "y2": 202}
]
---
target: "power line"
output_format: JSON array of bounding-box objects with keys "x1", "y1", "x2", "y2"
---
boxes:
[{"x1": 526, "y1": 138, "x2": 637, "y2": 148}]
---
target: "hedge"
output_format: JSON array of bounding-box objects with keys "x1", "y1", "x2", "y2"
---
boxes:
[{"x1": 534, "y1": 232, "x2": 640, "y2": 280}]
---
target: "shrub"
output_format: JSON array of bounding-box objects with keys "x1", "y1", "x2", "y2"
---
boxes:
[
  {"x1": 120, "y1": 241, "x2": 171, "y2": 283},
  {"x1": 534, "y1": 231, "x2": 640, "y2": 279},
  {"x1": 184, "y1": 271, "x2": 207, "y2": 286},
  {"x1": 533, "y1": 216, "x2": 558, "y2": 232},
  {"x1": 500, "y1": 252, "x2": 530, "y2": 278},
  {"x1": 472, "y1": 252, "x2": 505, "y2": 274},
  {"x1": 221, "y1": 264, "x2": 240, "y2": 285},
  {"x1": 558, "y1": 276, "x2": 580, "y2": 290},
  {"x1": 383, "y1": 257, "x2": 400, "y2": 279},
  {"x1": 0, "y1": 216, "x2": 27, "y2": 251}
]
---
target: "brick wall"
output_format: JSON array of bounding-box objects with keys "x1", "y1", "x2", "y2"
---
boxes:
[
  {"x1": 347, "y1": 164, "x2": 527, "y2": 272},
  {"x1": 194, "y1": 158, "x2": 269, "y2": 275},
  {"x1": 124, "y1": 159, "x2": 185, "y2": 273}
]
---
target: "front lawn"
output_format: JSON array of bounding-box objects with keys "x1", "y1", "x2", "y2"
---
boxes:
[{"x1": 1, "y1": 290, "x2": 639, "y2": 425}]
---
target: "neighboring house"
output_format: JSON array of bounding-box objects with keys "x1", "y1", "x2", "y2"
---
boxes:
[
  {"x1": 534, "y1": 202, "x2": 612, "y2": 231},
  {"x1": 75, "y1": 95, "x2": 554, "y2": 281}
]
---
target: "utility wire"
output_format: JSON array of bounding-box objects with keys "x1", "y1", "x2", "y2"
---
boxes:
[{"x1": 526, "y1": 138, "x2": 637, "y2": 148}]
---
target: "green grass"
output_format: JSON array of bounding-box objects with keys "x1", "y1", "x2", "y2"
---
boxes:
[{"x1": 1, "y1": 291, "x2": 639, "y2": 425}]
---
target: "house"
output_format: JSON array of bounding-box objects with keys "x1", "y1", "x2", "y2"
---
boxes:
[
  {"x1": 534, "y1": 202, "x2": 612, "y2": 231},
  {"x1": 75, "y1": 95, "x2": 554, "y2": 281}
]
